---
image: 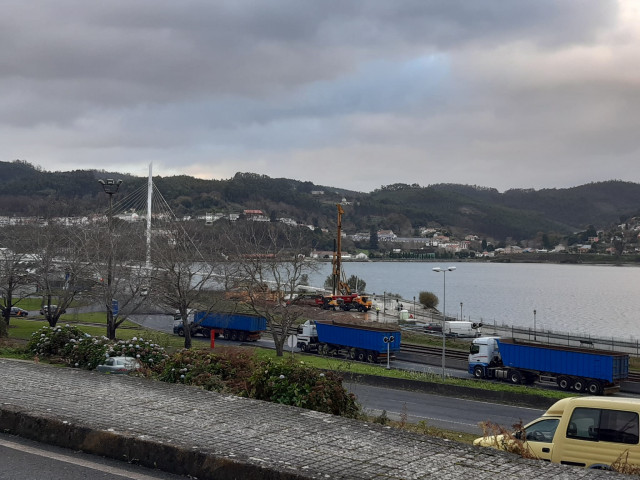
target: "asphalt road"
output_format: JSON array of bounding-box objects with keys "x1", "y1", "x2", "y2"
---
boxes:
[
  {"x1": 345, "y1": 382, "x2": 543, "y2": 435},
  {"x1": 0, "y1": 433, "x2": 186, "y2": 480}
]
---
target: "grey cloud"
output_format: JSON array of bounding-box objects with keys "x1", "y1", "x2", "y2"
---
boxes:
[{"x1": 0, "y1": 0, "x2": 636, "y2": 192}]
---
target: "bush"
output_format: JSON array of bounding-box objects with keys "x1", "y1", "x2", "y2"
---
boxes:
[
  {"x1": 158, "y1": 350, "x2": 361, "y2": 418},
  {"x1": 419, "y1": 291, "x2": 439, "y2": 309},
  {"x1": 157, "y1": 348, "x2": 257, "y2": 393},
  {"x1": 249, "y1": 359, "x2": 361, "y2": 418},
  {"x1": 63, "y1": 335, "x2": 110, "y2": 369},
  {"x1": 27, "y1": 325, "x2": 89, "y2": 358}
]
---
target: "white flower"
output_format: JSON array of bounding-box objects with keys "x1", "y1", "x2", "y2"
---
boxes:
[{"x1": 279, "y1": 375, "x2": 285, "y2": 379}]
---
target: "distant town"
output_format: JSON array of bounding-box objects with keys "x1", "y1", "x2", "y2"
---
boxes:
[{"x1": 5, "y1": 201, "x2": 640, "y2": 261}]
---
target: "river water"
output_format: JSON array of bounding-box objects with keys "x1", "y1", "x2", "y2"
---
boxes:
[{"x1": 307, "y1": 262, "x2": 640, "y2": 339}]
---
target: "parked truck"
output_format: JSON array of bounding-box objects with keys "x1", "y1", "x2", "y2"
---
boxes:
[
  {"x1": 468, "y1": 337, "x2": 629, "y2": 395},
  {"x1": 173, "y1": 311, "x2": 267, "y2": 341},
  {"x1": 296, "y1": 320, "x2": 401, "y2": 363}
]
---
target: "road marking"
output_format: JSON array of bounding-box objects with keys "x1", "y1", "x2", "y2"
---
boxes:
[{"x1": 0, "y1": 437, "x2": 166, "y2": 480}]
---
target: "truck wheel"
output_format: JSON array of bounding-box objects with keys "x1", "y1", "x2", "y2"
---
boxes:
[
  {"x1": 318, "y1": 344, "x2": 327, "y2": 356},
  {"x1": 356, "y1": 350, "x2": 365, "y2": 362},
  {"x1": 348, "y1": 348, "x2": 357, "y2": 360},
  {"x1": 557, "y1": 376, "x2": 572, "y2": 390},
  {"x1": 473, "y1": 366, "x2": 484, "y2": 379},
  {"x1": 366, "y1": 351, "x2": 378, "y2": 363},
  {"x1": 202, "y1": 329, "x2": 210, "y2": 338},
  {"x1": 177, "y1": 328, "x2": 185, "y2": 337},
  {"x1": 300, "y1": 343, "x2": 308, "y2": 352},
  {"x1": 586, "y1": 380, "x2": 602, "y2": 395},
  {"x1": 223, "y1": 330, "x2": 230, "y2": 340},
  {"x1": 508, "y1": 370, "x2": 522, "y2": 384},
  {"x1": 573, "y1": 378, "x2": 586, "y2": 392},
  {"x1": 231, "y1": 331, "x2": 238, "y2": 341}
]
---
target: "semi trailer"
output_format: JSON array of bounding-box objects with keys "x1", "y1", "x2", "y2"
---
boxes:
[
  {"x1": 173, "y1": 311, "x2": 267, "y2": 341},
  {"x1": 468, "y1": 336, "x2": 629, "y2": 395},
  {"x1": 296, "y1": 320, "x2": 401, "y2": 363}
]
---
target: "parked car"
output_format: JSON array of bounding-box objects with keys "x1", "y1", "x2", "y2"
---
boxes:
[
  {"x1": 96, "y1": 356, "x2": 141, "y2": 374},
  {"x1": 423, "y1": 322, "x2": 443, "y2": 333},
  {"x1": 40, "y1": 305, "x2": 67, "y2": 315},
  {"x1": 9, "y1": 307, "x2": 28, "y2": 317}
]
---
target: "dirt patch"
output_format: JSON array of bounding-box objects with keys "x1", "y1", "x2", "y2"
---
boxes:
[{"x1": 0, "y1": 337, "x2": 28, "y2": 348}]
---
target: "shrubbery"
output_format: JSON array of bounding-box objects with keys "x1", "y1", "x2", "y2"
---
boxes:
[
  {"x1": 27, "y1": 325, "x2": 90, "y2": 358},
  {"x1": 26, "y1": 325, "x2": 361, "y2": 419}
]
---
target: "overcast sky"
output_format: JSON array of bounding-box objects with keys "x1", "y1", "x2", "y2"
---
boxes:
[{"x1": 2, "y1": 1, "x2": 639, "y2": 193}]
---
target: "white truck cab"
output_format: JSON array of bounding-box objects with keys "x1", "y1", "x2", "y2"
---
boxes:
[
  {"x1": 468, "y1": 336, "x2": 501, "y2": 378},
  {"x1": 296, "y1": 320, "x2": 318, "y2": 352}
]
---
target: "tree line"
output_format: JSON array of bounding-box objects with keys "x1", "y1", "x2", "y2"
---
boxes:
[{"x1": 2, "y1": 160, "x2": 640, "y2": 244}]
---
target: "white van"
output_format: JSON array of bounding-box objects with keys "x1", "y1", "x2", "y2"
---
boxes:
[{"x1": 475, "y1": 397, "x2": 640, "y2": 469}]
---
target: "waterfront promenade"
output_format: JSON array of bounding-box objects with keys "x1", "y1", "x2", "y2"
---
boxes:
[{"x1": 0, "y1": 358, "x2": 622, "y2": 479}]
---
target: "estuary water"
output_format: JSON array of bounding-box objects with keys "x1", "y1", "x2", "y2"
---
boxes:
[{"x1": 307, "y1": 262, "x2": 640, "y2": 339}]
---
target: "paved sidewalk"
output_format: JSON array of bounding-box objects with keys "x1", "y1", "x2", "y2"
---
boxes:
[{"x1": 0, "y1": 359, "x2": 620, "y2": 479}]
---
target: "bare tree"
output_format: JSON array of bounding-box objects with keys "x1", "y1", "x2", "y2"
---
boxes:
[
  {"x1": 31, "y1": 223, "x2": 94, "y2": 327},
  {"x1": 83, "y1": 219, "x2": 151, "y2": 339},
  {"x1": 0, "y1": 226, "x2": 35, "y2": 337},
  {"x1": 149, "y1": 222, "x2": 224, "y2": 349},
  {"x1": 221, "y1": 221, "x2": 318, "y2": 356}
]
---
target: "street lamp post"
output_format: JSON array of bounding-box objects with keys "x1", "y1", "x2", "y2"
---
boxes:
[
  {"x1": 460, "y1": 302, "x2": 463, "y2": 320},
  {"x1": 98, "y1": 178, "x2": 122, "y2": 339},
  {"x1": 413, "y1": 296, "x2": 416, "y2": 319},
  {"x1": 533, "y1": 309, "x2": 537, "y2": 341},
  {"x1": 433, "y1": 266, "x2": 456, "y2": 379}
]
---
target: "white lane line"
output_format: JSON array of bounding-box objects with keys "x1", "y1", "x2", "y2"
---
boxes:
[{"x1": 0, "y1": 438, "x2": 166, "y2": 480}]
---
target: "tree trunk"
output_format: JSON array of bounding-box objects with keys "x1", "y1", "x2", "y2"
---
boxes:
[
  {"x1": 0, "y1": 317, "x2": 7, "y2": 337},
  {"x1": 271, "y1": 329, "x2": 285, "y2": 356},
  {"x1": 107, "y1": 310, "x2": 116, "y2": 340}
]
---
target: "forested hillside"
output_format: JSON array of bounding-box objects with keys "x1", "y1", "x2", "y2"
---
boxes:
[{"x1": 2, "y1": 160, "x2": 638, "y2": 242}]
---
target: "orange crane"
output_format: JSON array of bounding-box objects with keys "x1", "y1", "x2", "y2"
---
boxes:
[{"x1": 323, "y1": 204, "x2": 373, "y2": 312}]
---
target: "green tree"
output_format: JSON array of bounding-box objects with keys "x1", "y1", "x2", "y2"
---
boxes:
[{"x1": 418, "y1": 291, "x2": 438, "y2": 309}]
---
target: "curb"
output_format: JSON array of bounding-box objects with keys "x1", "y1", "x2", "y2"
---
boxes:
[{"x1": 0, "y1": 404, "x2": 309, "y2": 480}]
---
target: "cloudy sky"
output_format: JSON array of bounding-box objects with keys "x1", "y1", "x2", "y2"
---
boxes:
[{"x1": 2, "y1": 1, "x2": 639, "y2": 192}]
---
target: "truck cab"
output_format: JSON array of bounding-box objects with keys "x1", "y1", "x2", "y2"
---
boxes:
[
  {"x1": 296, "y1": 320, "x2": 318, "y2": 352},
  {"x1": 468, "y1": 336, "x2": 501, "y2": 378}
]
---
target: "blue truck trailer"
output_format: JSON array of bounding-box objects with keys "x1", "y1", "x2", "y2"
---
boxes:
[
  {"x1": 468, "y1": 337, "x2": 629, "y2": 395},
  {"x1": 173, "y1": 312, "x2": 267, "y2": 341},
  {"x1": 296, "y1": 320, "x2": 401, "y2": 363}
]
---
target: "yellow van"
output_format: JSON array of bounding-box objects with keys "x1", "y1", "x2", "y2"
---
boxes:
[{"x1": 475, "y1": 397, "x2": 640, "y2": 469}]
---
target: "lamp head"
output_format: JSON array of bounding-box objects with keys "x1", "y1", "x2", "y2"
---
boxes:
[{"x1": 98, "y1": 178, "x2": 123, "y2": 194}]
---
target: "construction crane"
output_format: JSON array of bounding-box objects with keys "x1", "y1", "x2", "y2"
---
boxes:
[{"x1": 331, "y1": 204, "x2": 350, "y2": 296}]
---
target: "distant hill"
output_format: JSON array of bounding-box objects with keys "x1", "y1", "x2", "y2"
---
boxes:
[{"x1": 1, "y1": 160, "x2": 638, "y2": 241}]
